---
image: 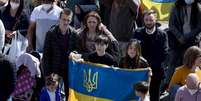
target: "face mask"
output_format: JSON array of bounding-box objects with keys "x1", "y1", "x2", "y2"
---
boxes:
[
  {"x1": 185, "y1": 0, "x2": 194, "y2": 5},
  {"x1": 10, "y1": 2, "x2": 19, "y2": 10},
  {"x1": 42, "y1": 4, "x2": 52, "y2": 11},
  {"x1": 187, "y1": 88, "x2": 198, "y2": 95}
]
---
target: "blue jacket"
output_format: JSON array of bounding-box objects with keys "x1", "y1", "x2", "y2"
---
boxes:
[{"x1": 40, "y1": 87, "x2": 61, "y2": 101}]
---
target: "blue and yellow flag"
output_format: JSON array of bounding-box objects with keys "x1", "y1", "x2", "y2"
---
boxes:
[
  {"x1": 68, "y1": 60, "x2": 149, "y2": 101},
  {"x1": 141, "y1": 0, "x2": 176, "y2": 21}
]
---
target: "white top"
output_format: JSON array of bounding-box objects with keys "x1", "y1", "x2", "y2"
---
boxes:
[
  {"x1": 30, "y1": 4, "x2": 62, "y2": 52},
  {"x1": 145, "y1": 26, "x2": 156, "y2": 35},
  {"x1": 0, "y1": 19, "x2": 5, "y2": 52},
  {"x1": 138, "y1": 95, "x2": 150, "y2": 101},
  {"x1": 47, "y1": 89, "x2": 56, "y2": 101},
  {"x1": 16, "y1": 53, "x2": 41, "y2": 77},
  {"x1": 30, "y1": 4, "x2": 62, "y2": 22}
]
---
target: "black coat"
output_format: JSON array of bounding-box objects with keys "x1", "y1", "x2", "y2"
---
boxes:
[
  {"x1": 0, "y1": 54, "x2": 16, "y2": 101},
  {"x1": 42, "y1": 25, "x2": 79, "y2": 77},
  {"x1": 119, "y1": 56, "x2": 148, "y2": 69},
  {"x1": 133, "y1": 27, "x2": 168, "y2": 78},
  {"x1": 78, "y1": 31, "x2": 120, "y2": 63}
]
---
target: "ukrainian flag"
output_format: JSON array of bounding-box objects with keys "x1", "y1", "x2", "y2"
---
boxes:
[
  {"x1": 68, "y1": 60, "x2": 149, "y2": 101},
  {"x1": 141, "y1": 0, "x2": 176, "y2": 21}
]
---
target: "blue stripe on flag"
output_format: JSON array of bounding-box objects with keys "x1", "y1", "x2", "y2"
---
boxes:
[{"x1": 68, "y1": 60, "x2": 149, "y2": 101}]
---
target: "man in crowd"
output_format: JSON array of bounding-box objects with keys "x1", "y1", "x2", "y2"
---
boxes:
[
  {"x1": 134, "y1": 10, "x2": 168, "y2": 101},
  {"x1": 27, "y1": 0, "x2": 62, "y2": 52},
  {"x1": 110, "y1": 0, "x2": 142, "y2": 55},
  {"x1": 175, "y1": 73, "x2": 201, "y2": 101},
  {"x1": 42, "y1": 8, "x2": 79, "y2": 100},
  {"x1": 167, "y1": 0, "x2": 201, "y2": 85}
]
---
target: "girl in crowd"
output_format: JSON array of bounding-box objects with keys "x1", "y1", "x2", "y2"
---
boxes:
[
  {"x1": 0, "y1": 0, "x2": 29, "y2": 44},
  {"x1": 119, "y1": 39, "x2": 152, "y2": 87},
  {"x1": 168, "y1": 46, "x2": 201, "y2": 100},
  {"x1": 78, "y1": 11, "x2": 120, "y2": 62},
  {"x1": 169, "y1": 46, "x2": 201, "y2": 88},
  {"x1": 119, "y1": 39, "x2": 149, "y2": 69}
]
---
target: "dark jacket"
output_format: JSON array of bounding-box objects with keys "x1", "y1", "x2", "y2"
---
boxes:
[
  {"x1": 100, "y1": 0, "x2": 113, "y2": 8},
  {"x1": 0, "y1": 6, "x2": 29, "y2": 36},
  {"x1": 86, "y1": 52, "x2": 118, "y2": 67},
  {"x1": 0, "y1": 54, "x2": 16, "y2": 101},
  {"x1": 78, "y1": 31, "x2": 120, "y2": 62},
  {"x1": 42, "y1": 25, "x2": 79, "y2": 76},
  {"x1": 119, "y1": 56, "x2": 148, "y2": 69},
  {"x1": 133, "y1": 27, "x2": 168, "y2": 78},
  {"x1": 168, "y1": 3, "x2": 201, "y2": 49},
  {"x1": 110, "y1": 0, "x2": 142, "y2": 41}
]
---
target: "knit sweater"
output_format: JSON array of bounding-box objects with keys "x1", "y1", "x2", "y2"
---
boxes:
[{"x1": 169, "y1": 65, "x2": 201, "y2": 89}]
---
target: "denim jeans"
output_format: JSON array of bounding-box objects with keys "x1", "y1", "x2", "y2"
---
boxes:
[
  {"x1": 165, "y1": 49, "x2": 183, "y2": 84},
  {"x1": 169, "y1": 84, "x2": 181, "y2": 101}
]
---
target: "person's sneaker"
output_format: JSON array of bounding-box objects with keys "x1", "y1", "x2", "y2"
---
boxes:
[
  {"x1": 160, "y1": 91, "x2": 169, "y2": 101},
  {"x1": 160, "y1": 82, "x2": 169, "y2": 95}
]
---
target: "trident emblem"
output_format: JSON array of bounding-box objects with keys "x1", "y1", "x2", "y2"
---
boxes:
[{"x1": 83, "y1": 69, "x2": 99, "y2": 92}]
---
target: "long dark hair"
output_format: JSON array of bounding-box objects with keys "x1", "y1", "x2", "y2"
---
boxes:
[
  {"x1": 175, "y1": 0, "x2": 199, "y2": 27},
  {"x1": 123, "y1": 39, "x2": 142, "y2": 68},
  {"x1": 4, "y1": 0, "x2": 24, "y2": 18}
]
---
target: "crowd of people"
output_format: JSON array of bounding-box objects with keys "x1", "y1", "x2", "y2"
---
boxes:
[{"x1": 0, "y1": 0, "x2": 201, "y2": 101}]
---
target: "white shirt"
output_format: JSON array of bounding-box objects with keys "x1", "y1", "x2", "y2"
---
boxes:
[
  {"x1": 30, "y1": 4, "x2": 62, "y2": 22},
  {"x1": 138, "y1": 95, "x2": 150, "y2": 101},
  {"x1": 30, "y1": 4, "x2": 62, "y2": 52},
  {"x1": 47, "y1": 89, "x2": 56, "y2": 101},
  {"x1": 0, "y1": 19, "x2": 5, "y2": 52},
  {"x1": 145, "y1": 26, "x2": 156, "y2": 35}
]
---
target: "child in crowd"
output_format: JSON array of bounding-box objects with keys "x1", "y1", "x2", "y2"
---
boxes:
[
  {"x1": 40, "y1": 73, "x2": 61, "y2": 101},
  {"x1": 134, "y1": 81, "x2": 150, "y2": 101},
  {"x1": 86, "y1": 35, "x2": 118, "y2": 66},
  {"x1": 119, "y1": 39, "x2": 149, "y2": 69}
]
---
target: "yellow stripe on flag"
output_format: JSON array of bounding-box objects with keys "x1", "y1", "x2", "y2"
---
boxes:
[
  {"x1": 141, "y1": 0, "x2": 174, "y2": 21},
  {"x1": 68, "y1": 88, "x2": 112, "y2": 101},
  {"x1": 68, "y1": 88, "x2": 138, "y2": 101}
]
